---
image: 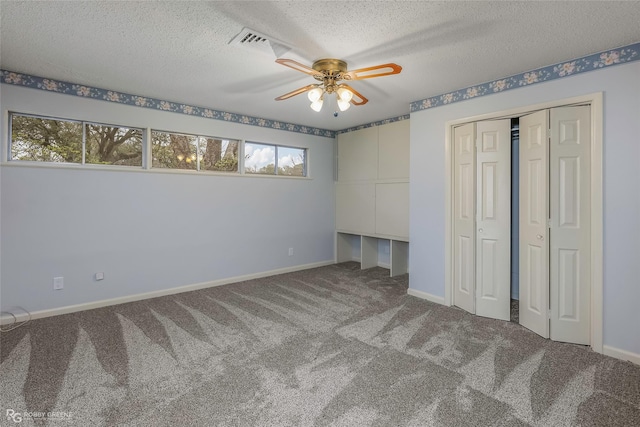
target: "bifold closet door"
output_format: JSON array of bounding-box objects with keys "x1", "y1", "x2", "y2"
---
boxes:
[
  {"x1": 475, "y1": 120, "x2": 511, "y2": 321},
  {"x1": 453, "y1": 120, "x2": 511, "y2": 320},
  {"x1": 519, "y1": 110, "x2": 550, "y2": 338},
  {"x1": 453, "y1": 123, "x2": 476, "y2": 314},
  {"x1": 519, "y1": 107, "x2": 591, "y2": 344},
  {"x1": 549, "y1": 106, "x2": 591, "y2": 344}
]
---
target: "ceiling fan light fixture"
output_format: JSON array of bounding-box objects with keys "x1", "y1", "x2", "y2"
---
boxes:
[
  {"x1": 310, "y1": 98, "x2": 324, "y2": 112},
  {"x1": 275, "y1": 58, "x2": 402, "y2": 112},
  {"x1": 337, "y1": 87, "x2": 353, "y2": 102},
  {"x1": 307, "y1": 87, "x2": 323, "y2": 102}
]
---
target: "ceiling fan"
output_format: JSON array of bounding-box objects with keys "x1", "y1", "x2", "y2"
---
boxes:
[{"x1": 274, "y1": 58, "x2": 402, "y2": 112}]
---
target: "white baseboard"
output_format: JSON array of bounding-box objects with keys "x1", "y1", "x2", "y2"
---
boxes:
[
  {"x1": 0, "y1": 260, "x2": 334, "y2": 325},
  {"x1": 603, "y1": 344, "x2": 640, "y2": 365},
  {"x1": 407, "y1": 288, "x2": 445, "y2": 305}
]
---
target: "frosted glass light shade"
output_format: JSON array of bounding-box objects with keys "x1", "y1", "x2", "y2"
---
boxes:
[
  {"x1": 307, "y1": 87, "x2": 323, "y2": 102},
  {"x1": 337, "y1": 99, "x2": 351, "y2": 111},
  {"x1": 337, "y1": 87, "x2": 353, "y2": 102},
  {"x1": 310, "y1": 99, "x2": 324, "y2": 112}
]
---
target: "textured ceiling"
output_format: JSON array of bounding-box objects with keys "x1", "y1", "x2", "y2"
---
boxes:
[{"x1": 1, "y1": 1, "x2": 639, "y2": 131}]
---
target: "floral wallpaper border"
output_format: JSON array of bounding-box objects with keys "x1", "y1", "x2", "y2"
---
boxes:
[
  {"x1": 336, "y1": 114, "x2": 410, "y2": 135},
  {"x1": 410, "y1": 42, "x2": 640, "y2": 113},
  {"x1": 2, "y1": 43, "x2": 638, "y2": 137},
  {"x1": 0, "y1": 70, "x2": 337, "y2": 139}
]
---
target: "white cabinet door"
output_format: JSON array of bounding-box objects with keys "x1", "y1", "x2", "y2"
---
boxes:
[
  {"x1": 337, "y1": 127, "x2": 378, "y2": 181},
  {"x1": 475, "y1": 120, "x2": 511, "y2": 321},
  {"x1": 453, "y1": 123, "x2": 476, "y2": 314},
  {"x1": 335, "y1": 183, "x2": 376, "y2": 235},
  {"x1": 375, "y1": 183, "x2": 409, "y2": 239},
  {"x1": 519, "y1": 110, "x2": 550, "y2": 338},
  {"x1": 378, "y1": 120, "x2": 410, "y2": 180},
  {"x1": 549, "y1": 106, "x2": 591, "y2": 344}
]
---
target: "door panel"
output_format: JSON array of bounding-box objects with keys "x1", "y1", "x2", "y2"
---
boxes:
[
  {"x1": 519, "y1": 110, "x2": 550, "y2": 338},
  {"x1": 453, "y1": 123, "x2": 475, "y2": 313},
  {"x1": 558, "y1": 249, "x2": 579, "y2": 319},
  {"x1": 526, "y1": 244, "x2": 544, "y2": 314},
  {"x1": 475, "y1": 120, "x2": 511, "y2": 320},
  {"x1": 550, "y1": 106, "x2": 591, "y2": 344},
  {"x1": 527, "y1": 159, "x2": 544, "y2": 225},
  {"x1": 479, "y1": 239, "x2": 498, "y2": 298}
]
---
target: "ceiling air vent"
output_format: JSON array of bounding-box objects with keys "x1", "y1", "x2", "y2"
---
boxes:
[{"x1": 229, "y1": 27, "x2": 292, "y2": 58}]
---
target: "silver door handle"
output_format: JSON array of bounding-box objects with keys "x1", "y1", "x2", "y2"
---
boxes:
[
  {"x1": 536, "y1": 234, "x2": 544, "y2": 240},
  {"x1": 478, "y1": 228, "x2": 483, "y2": 233}
]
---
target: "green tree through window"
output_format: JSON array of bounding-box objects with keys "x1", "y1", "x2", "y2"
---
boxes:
[
  {"x1": 11, "y1": 115, "x2": 83, "y2": 163},
  {"x1": 151, "y1": 131, "x2": 238, "y2": 172},
  {"x1": 10, "y1": 114, "x2": 142, "y2": 166}
]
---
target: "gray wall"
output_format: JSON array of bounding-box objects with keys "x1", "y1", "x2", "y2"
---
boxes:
[
  {"x1": 409, "y1": 61, "x2": 640, "y2": 355},
  {"x1": 0, "y1": 84, "x2": 336, "y2": 313}
]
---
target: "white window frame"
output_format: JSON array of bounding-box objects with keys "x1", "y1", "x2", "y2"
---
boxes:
[{"x1": 244, "y1": 141, "x2": 307, "y2": 177}]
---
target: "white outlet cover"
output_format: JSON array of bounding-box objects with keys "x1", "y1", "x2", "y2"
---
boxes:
[
  {"x1": 53, "y1": 276, "x2": 64, "y2": 290},
  {"x1": 95, "y1": 272, "x2": 105, "y2": 281}
]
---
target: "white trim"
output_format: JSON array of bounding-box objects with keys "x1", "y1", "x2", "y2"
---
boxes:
[
  {"x1": 444, "y1": 123, "x2": 453, "y2": 306},
  {"x1": 143, "y1": 127, "x2": 152, "y2": 170},
  {"x1": 589, "y1": 93, "x2": 604, "y2": 353},
  {"x1": 0, "y1": 260, "x2": 334, "y2": 325},
  {"x1": 444, "y1": 92, "x2": 604, "y2": 353},
  {"x1": 407, "y1": 288, "x2": 446, "y2": 305},
  {"x1": 3, "y1": 108, "x2": 11, "y2": 162},
  {"x1": 603, "y1": 345, "x2": 640, "y2": 366},
  {"x1": 0, "y1": 161, "x2": 312, "y2": 180}
]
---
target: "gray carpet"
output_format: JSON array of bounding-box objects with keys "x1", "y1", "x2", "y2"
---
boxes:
[
  {"x1": 511, "y1": 299, "x2": 519, "y2": 324},
  {"x1": 1, "y1": 262, "x2": 639, "y2": 426}
]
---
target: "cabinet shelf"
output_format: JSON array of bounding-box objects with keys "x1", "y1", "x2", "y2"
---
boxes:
[{"x1": 336, "y1": 232, "x2": 409, "y2": 277}]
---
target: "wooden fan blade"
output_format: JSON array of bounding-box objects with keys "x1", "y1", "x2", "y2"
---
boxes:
[
  {"x1": 340, "y1": 84, "x2": 368, "y2": 106},
  {"x1": 275, "y1": 58, "x2": 323, "y2": 77},
  {"x1": 275, "y1": 84, "x2": 319, "y2": 101},
  {"x1": 343, "y1": 63, "x2": 402, "y2": 80}
]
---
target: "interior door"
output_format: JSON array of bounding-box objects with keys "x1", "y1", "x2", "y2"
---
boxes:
[
  {"x1": 519, "y1": 110, "x2": 550, "y2": 338},
  {"x1": 549, "y1": 106, "x2": 591, "y2": 344},
  {"x1": 453, "y1": 123, "x2": 476, "y2": 313},
  {"x1": 475, "y1": 120, "x2": 511, "y2": 320}
]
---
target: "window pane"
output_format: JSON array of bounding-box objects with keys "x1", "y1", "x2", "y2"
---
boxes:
[
  {"x1": 85, "y1": 124, "x2": 142, "y2": 166},
  {"x1": 10, "y1": 115, "x2": 82, "y2": 163},
  {"x1": 152, "y1": 131, "x2": 198, "y2": 170},
  {"x1": 199, "y1": 138, "x2": 239, "y2": 172},
  {"x1": 277, "y1": 147, "x2": 306, "y2": 176},
  {"x1": 245, "y1": 142, "x2": 276, "y2": 175}
]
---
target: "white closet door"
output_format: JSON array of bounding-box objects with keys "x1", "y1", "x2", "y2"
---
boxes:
[
  {"x1": 549, "y1": 106, "x2": 591, "y2": 344},
  {"x1": 453, "y1": 123, "x2": 476, "y2": 314},
  {"x1": 475, "y1": 120, "x2": 511, "y2": 320},
  {"x1": 519, "y1": 110, "x2": 550, "y2": 338}
]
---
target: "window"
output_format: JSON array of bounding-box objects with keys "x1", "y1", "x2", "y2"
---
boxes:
[
  {"x1": 8, "y1": 112, "x2": 306, "y2": 178},
  {"x1": 11, "y1": 114, "x2": 82, "y2": 163},
  {"x1": 9, "y1": 113, "x2": 142, "y2": 166},
  {"x1": 151, "y1": 131, "x2": 239, "y2": 172},
  {"x1": 245, "y1": 142, "x2": 306, "y2": 176},
  {"x1": 85, "y1": 123, "x2": 142, "y2": 166}
]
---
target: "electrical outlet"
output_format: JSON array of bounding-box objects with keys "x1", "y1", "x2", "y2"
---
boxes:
[
  {"x1": 95, "y1": 272, "x2": 105, "y2": 281},
  {"x1": 53, "y1": 276, "x2": 64, "y2": 290},
  {"x1": 288, "y1": 248, "x2": 294, "y2": 256}
]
